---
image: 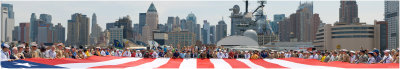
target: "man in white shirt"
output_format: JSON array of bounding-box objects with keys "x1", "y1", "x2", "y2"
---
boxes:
[
  {"x1": 224, "y1": 50, "x2": 229, "y2": 58},
  {"x1": 46, "y1": 46, "x2": 57, "y2": 59},
  {"x1": 329, "y1": 52, "x2": 338, "y2": 62},
  {"x1": 152, "y1": 50, "x2": 158, "y2": 58},
  {"x1": 380, "y1": 50, "x2": 393, "y2": 63},
  {"x1": 285, "y1": 52, "x2": 291, "y2": 58},
  {"x1": 244, "y1": 51, "x2": 251, "y2": 59},
  {"x1": 117, "y1": 49, "x2": 122, "y2": 57},
  {"x1": 114, "y1": 50, "x2": 119, "y2": 56},
  {"x1": 308, "y1": 52, "x2": 314, "y2": 59},
  {"x1": 313, "y1": 52, "x2": 319, "y2": 59},
  {"x1": 100, "y1": 49, "x2": 106, "y2": 56},
  {"x1": 123, "y1": 49, "x2": 131, "y2": 57},
  {"x1": 1, "y1": 44, "x2": 12, "y2": 61},
  {"x1": 298, "y1": 52, "x2": 303, "y2": 58},
  {"x1": 217, "y1": 50, "x2": 224, "y2": 59},
  {"x1": 110, "y1": 50, "x2": 115, "y2": 56},
  {"x1": 349, "y1": 51, "x2": 357, "y2": 63},
  {"x1": 135, "y1": 50, "x2": 142, "y2": 58},
  {"x1": 367, "y1": 52, "x2": 376, "y2": 64}
]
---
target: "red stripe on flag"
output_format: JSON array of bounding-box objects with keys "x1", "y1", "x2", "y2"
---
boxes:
[
  {"x1": 23, "y1": 56, "x2": 124, "y2": 65},
  {"x1": 280, "y1": 58, "x2": 399, "y2": 68},
  {"x1": 157, "y1": 58, "x2": 184, "y2": 68},
  {"x1": 223, "y1": 59, "x2": 251, "y2": 68},
  {"x1": 90, "y1": 58, "x2": 156, "y2": 68},
  {"x1": 197, "y1": 58, "x2": 214, "y2": 68},
  {"x1": 250, "y1": 59, "x2": 287, "y2": 68}
]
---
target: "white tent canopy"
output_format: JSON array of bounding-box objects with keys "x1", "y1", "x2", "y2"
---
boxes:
[{"x1": 217, "y1": 36, "x2": 259, "y2": 46}]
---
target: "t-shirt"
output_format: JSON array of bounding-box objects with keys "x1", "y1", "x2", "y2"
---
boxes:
[
  {"x1": 367, "y1": 57, "x2": 376, "y2": 64},
  {"x1": 1, "y1": 50, "x2": 10, "y2": 61}
]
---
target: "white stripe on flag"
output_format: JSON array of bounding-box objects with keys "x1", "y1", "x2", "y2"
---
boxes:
[
  {"x1": 125, "y1": 58, "x2": 170, "y2": 69},
  {"x1": 179, "y1": 58, "x2": 197, "y2": 69},
  {"x1": 263, "y1": 59, "x2": 344, "y2": 69},
  {"x1": 56, "y1": 58, "x2": 142, "y2": 68},
  {"x1": 236, "y1": 59, "x2": 265, "y2": 69},
  {"x1": 210, "y1": 59, "x2": 232, "y2": 69}
]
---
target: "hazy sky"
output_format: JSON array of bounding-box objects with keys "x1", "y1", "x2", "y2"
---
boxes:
[{"x1": 2, "y1": 0, "x2": 388, "y2": 34}]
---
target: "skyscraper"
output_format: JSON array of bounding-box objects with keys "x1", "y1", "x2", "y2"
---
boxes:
[
  {"x1": 167, "y1": 17, "x2": 176, "y2": 32},
  {"x1": 339, "y1": 0, "x2": 359, "y2": 24},
  {"x1": 174, "y1": 16, "x2": 180, "y2": 32},
  {"x1": 375, "y1": 21, "x2": 388, "y2": 53},
  {"x1": 312, "y1": 14, "x2": 322, "y2": 41},
  {"x1": 278, "y1": 13, "x2": 301, "y2": 42},
  {"x1": 158, "y1": 24, "x2": 167, "y2": 32},
  {"x1": 139, "y1": 13, "x2": 146, "y2": 34},
  {"x1": 39, "y1": 14, "x2": 52, "y2": 24},
  {"x1": 210, "y1": 25, "x2": 216, "y2": 44},
  {"x1": 183, "y1": 19, "x2": 193, "y2": 32},
  {"x1": 12, "y1": 26, "x2": 20, "y2": 41},
  {"x1": 272, "y1": 14, "x2": 285, "y2": 35},
  {"x1": 187, "y1": 13, "x2": 197, "y2": 25},
  {"x1": 29, "y1": 13, "x2": 54, "y2": 42},
  {"x1": 141, "y1": 25, "x2": 152, "y2": 42},
  {"x1": 180, "y1": 19, "x2": 187, "y2": 31},
  {"x1": 146, "y1": 3, "x2": 158, "y2": 30},
  {"x1": 67, "y1": 13, "x2": 90, "y2": 46},
  {"x1": 133, "y1": 24, "x2": 140, "y2": 42},
  {"x1": 143, "y1": 3, "x2": 158, "y2": 42},
  {"x1": 106, "y1": 23, "x2": 115, "y2": 30},
  {"x1": 54, "y1": 23, "x2": 65, "y2": 43},
  {"x1": 297, "y1": 2, "x2": 315, "y2": 42},
  {"x1": 19, "y1": 23, "x2": 30, "y2": 43},
  {"x1": 90, "y1": 13, "x2": 102, "y2": 45},
  {"x1": 186, "y1": 13, "x2": 196, "y2": 32},
  {"x1": 186, "y1": 13, "x2": 201, "y2": 41},
  {"x1": 30, "y1": 13, "x2": 37, "y2": 42},
  {"x1": 92, "y1": 13, "x2": 97, "y2": 30},
  {"x1": 385, "y1": 0, "x2": 399, "y2": 49},
  {"x1": 195, "y1": 24, "x2": 201, "y2": 41},
  {"x1": 274, "y1": 14, "x2": 285, "y2": 22},
  {"x1": 114, "y1": 16, "x2": 133, "y2": 41},
  {"x1": 216, "y1": 19, "x2": 227, "y2": 42},
  {"x1": 133, "y1": 24, "x2": 140, "y2": 33},
  {"x1": 91, "y1": 13, "x2": 101, "y2": 38},
  {"x1": 1, "y1": 3, "x2": 15, "y2": 42},
  {"x1": 278, "y1": 18, "x2": 291, "y2": 42},
  {"x1": 202, "y1": 20, "x2": 210, "y2": 44},
  {"x1": 37, "y1": 23, "x2": 52, "y2": 44},
  {"x1": 32, "y1": 19, "x2": 47, "y2": 43}
]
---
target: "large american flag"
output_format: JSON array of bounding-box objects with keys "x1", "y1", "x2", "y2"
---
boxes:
[{"x1": 1, "y1": 56, "x2": 398, "y2": 69}]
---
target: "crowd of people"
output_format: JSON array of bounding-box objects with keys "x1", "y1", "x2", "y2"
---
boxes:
[{"x1": 1, "y1": 42, "x2": 399, "y2": 64}]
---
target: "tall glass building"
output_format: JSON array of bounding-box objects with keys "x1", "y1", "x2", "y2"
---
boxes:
[
  {"x1": 1, "y1": 3, "x2": 15, "y2": 42},
  {"x1": 202, "y1": 20, "x2": 210, "y2": 44},
  {"x1": 139, "y1": 13, "x2": 146, "y2": 34},
  {"x1": 385, "y1": 0, "x2": 399, "y2": 49}
]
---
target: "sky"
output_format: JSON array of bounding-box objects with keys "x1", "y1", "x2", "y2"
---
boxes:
[{"x1": 1, "y1": 0, "x2": 389, "y2": 35}]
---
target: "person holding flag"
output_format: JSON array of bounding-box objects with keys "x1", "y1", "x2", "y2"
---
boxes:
[{"x1": 1, "y1": 43, "x2": 13, "y2": 61}]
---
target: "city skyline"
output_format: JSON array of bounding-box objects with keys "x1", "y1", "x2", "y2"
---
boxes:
[
  {"x1": 2, "y1": 1, "x2": 388, "y2": 35},
  {"x1": 1, "y1": 1, "x2": 400, "y2": 68}
]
